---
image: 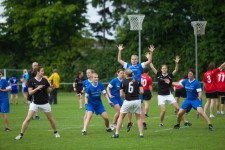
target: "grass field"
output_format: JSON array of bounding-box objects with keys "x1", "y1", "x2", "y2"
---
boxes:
[{"x1": 0, "y1": 92, "x2": 224, "y2": 150}]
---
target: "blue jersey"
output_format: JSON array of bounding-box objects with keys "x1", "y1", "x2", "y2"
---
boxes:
[
  {"x1": 82, "y1": 79, "x2": 92, "y2": 92},
  {"x1": 8, "y1": 77, "x2": 19, "y2": 90},
  {"x1": 108, "y1": 77, "x2": 122, "y2": 98},
  {"x1": 0, "y1": 78, "x2": 11, "y2": 99},
  {"x1": 86, "y1": 82, "x2": 105, "y2": 106},
  {"x1": 181, "y1": 79, "x2": 202, "y2": 100},
  {"x1": 124, "y1": 62, "x2": 145, "y2": 82}
]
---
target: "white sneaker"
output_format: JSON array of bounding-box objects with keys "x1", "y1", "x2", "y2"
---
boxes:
[
  {"x1": 217, "y1": 111, "x2": 221, "y2": 115},
  {"x1": 110, "y1": 123, "x2": 116, "y2": 130},
  {"x1": 15, "y1": 134, "x2": 23, "y2": 140},
  {"x1": 54, "y1": 132, "x2": 60, "y2": 138},
  {"x1": 209, "y1": 114, "x2": 215, "y2": 118},
  {"x1": 221, "y1": 111, "x2": 224, "y2": 115}
]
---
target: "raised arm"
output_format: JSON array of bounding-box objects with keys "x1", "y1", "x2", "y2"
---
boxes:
[
  {"x1": 172, "y1": 56, "x2": 180, "y2": 76},
  {"x1": 117, "y1": 44, "x2": 125, "y2": 66},
  {"x1": 143, "y1": 44, "x2": 155, "y2": 66},
  {"x1": 218, "y1": 62, "x2": 225, "y2": 71},
  {"x1": 150, "y1": 62, "x2": 158, "y2": 74}
]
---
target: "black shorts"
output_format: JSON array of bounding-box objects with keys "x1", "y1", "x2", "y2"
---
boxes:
[
  {"x1": 217, "y1": 92, "x2": 225, "y2": 97},
  {"x1": 143, "y1": 90, "x2": 152, "y2": 101},
  {"x1": 76, "y1": 88, "x2": 83, "y2": 95},
  {"x1": 175, "y1": 88, "x2": 186, "y2": 98},
  {"x1": 205, "y1": 92, "x2": 218, "y2": 99}
]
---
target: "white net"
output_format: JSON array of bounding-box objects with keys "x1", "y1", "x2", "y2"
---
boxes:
[
  {"x1": 191, "y1": 21, "x2": 207, "y2": 35},
  {"x1": 128, "y1": 15, "x2": 145, "y2": 30}
]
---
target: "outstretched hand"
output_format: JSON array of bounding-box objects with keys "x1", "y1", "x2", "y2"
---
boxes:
[
  {"x1": 148, "y1": 44, "x2": 155, "y2": 52},
  {"x1": 174, "y1": 56, "x2": 180, "y2": 63},
  {"x1": 117, "y1": 44, "x2": 124, "y2": 51}
]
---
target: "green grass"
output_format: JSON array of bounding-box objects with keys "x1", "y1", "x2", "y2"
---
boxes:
[{"x1": 1, "y1": 92, "x2": 224, "y2": 150}]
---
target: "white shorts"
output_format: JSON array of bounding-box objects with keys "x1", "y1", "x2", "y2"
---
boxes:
[
  {"x1": 158, "y1": 94, "x2": 176, "y2": 106},
  {"x1": 29, "y1": 102, "x2": 51, "y2": 112},
  {"x1": 120, "y1": 100, "x2": 141, "y2": 114}
]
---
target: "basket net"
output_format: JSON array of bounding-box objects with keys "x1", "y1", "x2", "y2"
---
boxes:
[
  {"x1": 191, "y1": 21, "x2": 207, "y2": 35},
  {"x1": 128, "y1": 15, "x2": 145, "y2": 30}
]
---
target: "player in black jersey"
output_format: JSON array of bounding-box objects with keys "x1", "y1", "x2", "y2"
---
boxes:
[
  {"x1": 73, "y1": 71, "x2": 85, "y2": 108},
  {"x1": 15, "y1": 66, "x2": 60, "y2": 140},
  {"x1": 150, "y1": 54, "x2": 191, "y2": 127},
  {"x1": 112, "y1": 69, "x2": 144, "y2": 138}
]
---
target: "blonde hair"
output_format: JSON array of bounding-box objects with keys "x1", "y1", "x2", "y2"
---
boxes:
[{"x1": 23, "y1": 69, "x2": 27, "y2": 74}]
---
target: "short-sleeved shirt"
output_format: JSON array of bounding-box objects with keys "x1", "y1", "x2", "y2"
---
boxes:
[
  {"x1": 123, "y1": 62, "x2": 145, "y2": 82},
  {"x1": 108, "y1": 77, "x2": 122, "y2": 98},
  {"x1": 181, "y1": 79, "x2": 202, "y2": 100},
  {"x1": 203, "y1": 68, "x2": 220, "y2": 93},
  {"x1": 0, "y1": 79, "x2": 11, "y2": 99},
  {"x1": 28, "y1": 77, "x2": 50, "y2": 104},
  {"x1": 120, "y1": 77, "x2": 142, "y2": 101},
  {"x1": 86, "y1": 82, "x2": 105, "y2": 106},
  {"x1": 141, "y1": 73, "x2": 153, "y2": 90},
  {"x1": 157, "y1": 71, "x2": 174, "y2": 95},
  {"x1": 82, "y1": 79, "x2": 92, "y2": 92},
  {"x1": 74, "y1": 77, "x2": 85, "y2": 91},
  {"x1": 216, "y1": 71, "x2": 225, "y2": 92},
  {"x1": 8, "y1": 77, "x2": 19, "y2": 90}
]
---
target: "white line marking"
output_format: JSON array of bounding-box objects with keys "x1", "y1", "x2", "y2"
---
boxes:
[{"x1": 154, "y1": 126, "x2": 189, "y2": 132}]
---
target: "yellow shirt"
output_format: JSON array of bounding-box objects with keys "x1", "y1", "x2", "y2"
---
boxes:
[{"x1": 48, "y1": 72, "x2": 60, "y2": 88}]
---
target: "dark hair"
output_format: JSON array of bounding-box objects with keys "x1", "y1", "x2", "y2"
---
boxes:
[
  {"x1": 208, "y1": 63, "x2": 215, "y2": 70},
  {"x1": 77, "y1": 71, "x2": 83, "y2": 78},
  {"x1": 188, "y1": 69, "x2": 195, "y2": 75},
  {"x1": 143, "y1": 68, "x2": 149, "y2": 73},
  {"x1": 116, "y1": 69, "x2": 123, "y2": 75},
  {"x1": 33, "y1": 66, "x2": 43, "y2": 76}
]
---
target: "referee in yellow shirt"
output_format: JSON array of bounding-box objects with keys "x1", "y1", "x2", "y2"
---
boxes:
[{"x1": 48, "y1": 69, "x2": 60, "y2": 104}]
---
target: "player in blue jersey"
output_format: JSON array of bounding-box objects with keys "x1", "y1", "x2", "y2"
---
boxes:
[
  {"x1": 173, "y1": 69, "x2": 215, "y2": 131},
  {"x1": 8, "y1": 74, "x2": 19, "y2": 105},
  {"x1": 82, "y1": 73, "x2": 113, "y2": 135},
  {"x1": 106, "y1": 69, "x2": 124, "y2": 130},
  {"x1": 0, "y1": 70, "x2": 11, "y2": 131},
  {"x1": 20, "y1": 69, "x2": 29, "y2": 104},
  {"x1": 117, "y1": 44, "x2": 155, "y2": 131}
]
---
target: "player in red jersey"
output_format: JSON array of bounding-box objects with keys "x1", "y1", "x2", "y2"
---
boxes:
[
  {"x1": 216, "y1": 66, "x2": 225, "y2": 115},
  {"x1": 141, "y1": 68, "x2": 153, "y2": 118},
  {"x1": 203, "y1": 62, "x2": 225, "y2": 117}
]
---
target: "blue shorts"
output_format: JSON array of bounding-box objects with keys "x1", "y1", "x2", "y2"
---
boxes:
[
  {"x1": 180, "y1": 99, "x2": 202, "y2": 113},
  {"x1": 109, "y1": 97, "x2": 123, "y2": 107},
  {"x1": 86, "y1": 104, "x2": 106, "y2": 115},
  {"x1": 22, "y1": 86, "x2": 28, "y2": 93},
  {"x1": 0, "y1": 98, "x2": 10, "y2": 113},
  {"x1": 10, "y1": 88, "x2": 18, "y2": 94}
]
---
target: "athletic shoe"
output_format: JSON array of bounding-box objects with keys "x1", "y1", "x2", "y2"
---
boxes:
[
  {"x1": 145, "y1": 114, "x2": 149, "y2": 118},
  {"x1": 82, "y1": 130, "x2": 87, "y2": 135},
  {"x1": 15, "y1": 134, "x2": 23, "y2": 140},
  {"x1": 35, "y1": 116, "x2": 40, "y2": 120},
  {"x1": 217, "y1": 111, "x2": 221, "y2": 115},
  {"x1": 221, "y1": 111, "x2": 224, "y2": 115},
  {"x1": 174, "y1": 124, "x2": 180, "y2": 129},
  {"x1": 4, "y1": 128, "x2": 10, "y2": 131},
  {"x1": 111, "y1": 133, "x2": 119, "y2": 138},
  {"x1": 54, "y1": 132, "x2": 60, "y2": 138},
  {"x1": 143, "y1": 123, "x2": 147, "y2": 130},
  {"x1": 209, "y1": 125, "x2": 215, "y2": 131},
  {"x1": 106, "y1": 128, "x2": 113, "y2": 132},
  {"x1": 159, "y1": 123, "x2": 164, "y2": 127},
  {"x1": 140, "y1": 134, "x2": 144, "y2": 138},
  {"x1": 127, "y1": 122, "x2": 133, "y2": 132},
  {"x1": 110, "y1": 123, "x2": 117, "y2": 130},
  {"x1": 210, "y1": 114, "x2": 215, "y2": 118},
  {"x1": 184, "y1": 121, "x2": 192, "y2": 126}
]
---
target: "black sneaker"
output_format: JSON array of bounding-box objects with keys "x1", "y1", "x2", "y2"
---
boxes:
[
  {"x1": 4, "y1": 128, "x2": 10, "y2": 131},
  {"x1": 127, "y1": 122, "x2": 133, "y2": 132},
  {"x1": 140, "y1": 134, "x2": 144, "y2": 138},
  {"x1": 184, "y1": 121, "x2": 192, "y2": 126},
  {"x1": 174, "y1": 124, "x2": 180, "y2": 129},
  {"x1": 111, "y1": 133, "x2": 119, "y2": 138},
  {"x1": 145, "y1": 114, "x2": 149, "y2": 118},
  {"x1": 209, "y1": 125, "x2": 215, "y2": 131},
  {"x1": 159, "y1": 123, "x2": 164, "y2": 127},
  {"x1": 82, "y1": 130, "x2": 87, "y2": 135},
  {"x1": 106, "y1": 128, "x2": 113, "y2": 132},
  {"x1": 35, "y1": 116, "x2": 40, "y2": 120},
  {"x1": 143, "y1": 123, "x2": 147, "y2": 130}
]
